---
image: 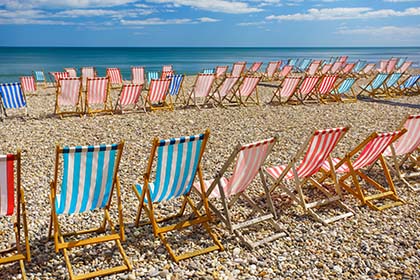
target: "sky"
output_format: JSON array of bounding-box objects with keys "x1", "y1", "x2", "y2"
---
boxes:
[{"x1": 0, "y1": 0, "x2": 420, "y2": 47}]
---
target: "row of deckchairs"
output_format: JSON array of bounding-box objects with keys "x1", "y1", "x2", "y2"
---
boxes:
[{"x1": 2, "y1": 114, "x2": 419, "y2": 279}]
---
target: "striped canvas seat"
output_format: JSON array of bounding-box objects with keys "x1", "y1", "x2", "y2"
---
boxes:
[
  {"x1": 399, "y1": 74, "x2": 420, "y2": 95},
  {"x1": 213, "y1": 76, "x2": 239, "y2": 104},
  {"x1": 81, "y1": 66, "x2": 96, "y2": 89},
  {"x1": 114, "y1": 84, "x2": 144, "y2": 113},
  {"x1": 266, "y1": 127, "x2": 353, "y2": 225},
  {"x1": 203, "y1": 68, "x2": 215, "y2": 74},
  {"x1": 361, "y1": 63, "x2": 375, "y2": 76},
  {"x1": 20, "y1": 76, "x2": 36, "y2": 94},
  {"x1": 353, "y1": 60, "x2": 367, "y2": 74},
  {"x1": 145, "y1": 78, "x2": 172, "y2": 111},
  {"x1": 263, "y1": 61, "x2": 280, "y2": 80},
  {"x1": 396, "y1": 57, "x2": 407, "y2": 69},
  {"x1": 377, "y1": 60, "x2": 388, "y2": 73},
  {"x1": 340, "y1": 63, "x2": 355, "y2": 75},
  {"x1": 50, "y1": 72, "x2": 69, "y2": 84},
  {"x1": 297, "y1": 58, "x2": 312, "y2": 72},
  {"x1": 306, "y1": 60, "x2": 321, "y2": 76},
  {"x1": 85, "y1": 77, "x2": 112, "y2": 115},
  {"x1": 360, "y1": 73, "x2": 389, "y2": 97},
  {"x1": 231, "y1": 62, "x2": 246, "y2": 77},
  {"x1": 64, "y1": 68, "x2": 77, "y2": 77},
  {"x1": 33, "y1": 70, "x2": 46, "y2": 83},
  {"x1": 132, "y1": 131, "x2": 223, "y2": 262},
  {"x1": 167, "y1": 74, "x2": 184, "y2": 96},
  {"x1": 0, "y1": 151, "x2": 31, "y2": 279},
  {"x1": 186, "y1": 73, "x2": 215, "y2": 107},
  {"x1": 287, "y1": 58, "x2": 298, "y2": 67},
  {"x1": 248, "y1": 61, "x2": 263, "y2": 74},
  {"x1": 332, "y1": 77, "x2": 357, "y2": 103},
  {"x1": 382, "y1": 73, "x2": 403, "y2": 97},
  {"x1": 131, "y1": 66, "x2": 145, "y2": 85},
  {"x1": 330, "y1": 61, "x2": 343, "y2": 74},
  {"x1": 270, "y1": 76, "x2": 301, "y2": 104},
  {"x1": 316, "y1": 75, "x2": 338, "y2": 103},
  {"x1": 0, "y1": 83, "x2": 27, "y2": 119},
  {"x1": 278, "y1": 65, "x2": 293, "y2": 79},
  {"x1": 193, "y1": 137, "x2": 286, "y2": 248},
  {"x1": 297, "y1": 76, "x2": 320, "y2": 101},
  {"x1": 49, "y1": 142, "x2": 132, "y2": 279},
  {"x1": 229, "y1": 76, "x2": 261, "y2": 106},
  {"x1": 106, "y1": 67, "x2": 123, "y2": 87},
  {"x1": 338, "y1": 55, "x2": 348, "y2": 63},
  {"x1": 55, "y1": 77, "x2": 83, "y2": 117},
  {"x1": 398, "y1": 61, "x2": 412, "y2": 73},
  {"x1": 386, "y1": 58, "x2": 398, "y2": 74},
  {"x1": 321, "y1": 130, "x2": 406, "y2": 210},
  {"x1": 161, "y1": 65, "x2": 174, "y2": 78},
  {"x1": 215, "y1": 65, "x2": 228, "y2": 79},
  {"x1": 320, "y1": 63, "x2": 332, "y2": 75},
  {"x1": 147, "y1": 71, "x2": 159, "y2": 84}
]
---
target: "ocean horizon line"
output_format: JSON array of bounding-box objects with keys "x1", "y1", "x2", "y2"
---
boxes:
[{"x1": 1, "y1": 46, "x2": 420, "y2": 49}]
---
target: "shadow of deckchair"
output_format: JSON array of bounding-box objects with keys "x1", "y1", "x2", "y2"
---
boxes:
[{"x1": 357, "y1": 96, "x2": 420, "y2": 109}]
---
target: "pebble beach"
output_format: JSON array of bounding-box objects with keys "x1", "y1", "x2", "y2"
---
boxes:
[{"x1": 1, "y1": 74, "x2": 420, "y2": 280}]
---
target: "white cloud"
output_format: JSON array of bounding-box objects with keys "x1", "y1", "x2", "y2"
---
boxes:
[
  {"x1": 384, "y1": 0, "x2": 420, "y2": 2},
  {"x1": 120, "y1": 17, "x2": 193, "y2": 25},
  {"x1": 2, "y1": 0, "x2": 136, "y2": 9},
  {"x1": 146, "y1": 0, "x2": 263, "y2": 14},
  {"x1": 197, "y1": 17, "x2": 220, "y2": 22},
  {"x1": 336, "y1": 25, "x2": 420, "y2": 36},
  {"x1": 267, "y1": 7, "x2": 420, "y2": 21}
]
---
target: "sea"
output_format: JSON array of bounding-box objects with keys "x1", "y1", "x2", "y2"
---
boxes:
[{"x1": 0, "y1": 47, "x2": 419, "y2": 83}]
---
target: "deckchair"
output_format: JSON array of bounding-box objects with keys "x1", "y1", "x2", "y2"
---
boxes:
[
  {"x1": 161, "y1": 65, "x2": 174, "y2": 78},
  {"x1": 33, "y1": 70, "x2": 47, "y2": 87},
  {"x1": 378, "y1": 72, "x2": 403, "y2": 97},
  {"x1": 340, "y1": 63, "x2": 355, "y2": 75},
  {"x1": 54, "y1": 77, "x2": 83, "y2": 117},
  {"x1": 262, "y1": 61, "x2": 280, "y2": 81},
  {"x1": 131, "y1": 66, "x2": 145, "y2": 85},
  {"x1": 269, "y1": 76, "x2": 301, "y2": 105},
  {"x1": 185, "y1": 73, "x2": 215, "y2": 108},
  {"x1": 147, "y1": 71, "x2": 159, "y2": 86},
  {"x1": 287, "y1": 58, "x2": 298, "y2": 69},
  {"x1": 359, "y1": 63, "x2": 376, "y2": 78},
  {"x1": 377, "y1": 60, "x2": 388, "y2": 73},
  {"x1": 230, "y1": 62, "x2": 246, "y2": 77},
  {"x1": 247, "y1": 62, "x2": 263, "y2": 75},
  {"x1": 81, "y1": 67, "x2": 96, "y2": 90},
  {"x1": 0, "y1": 150, "x2": 30, "y2": 280},
  {"x1": 296, "y1": 76, "x2": 320, "y2": 103},
  {"x1": 313, "y1": 75, "x2": 338, "y2": 104},
  {"x1": 114, "y1": 84, "x2": 145, "y2": 113},
  {"x1": 223, "y1": 76, "x2": 261, "y2": 107},
  {"x1": 0, "y1": 83, "x2": 28, "y2": 120},
  {"x1": 64, "y1": 68, "x2": 77, "y2": 78},
  {"x1": 383, "y1": 114, "x2": 420, "y2": 191},
  {"x1": 145, "y1": 78, "x2": 172, "y2": 111},
  {"x1": 106, "y1": 67, "x2": 123, "y2": 88},
  {"x1": 20, "y1": 76, "x2": 36, "y2": 95},
  {"x1": 209, "y1": 76, "x2": 239, "y2": 106},
  {"x1": 396, "y1": 74, "x2": 420, "y2": 95},
  {"x1": 320, "y1": 63, "x2": 332, "y2": 75},
  {"x1": 386, "y1": 58, "x2": 398, "y2": 74},
  {"x1": 358, "y1": 73, "x2": 389, "y2": 97},
  {"x1": 203, "y1": 69, "x2": 215, "y2": 74},
  {"x1": 296, "y1": 58, "x2": 311, "y2": 72},
  {"x1": 397, "y1": 61, "x2": 412, "y2": 74},
  {"x1": 85, "y1": 77, "x2": 113, "y2": 115},
  {"x1": 321, "y1": 130, "x2": 406, "y2": 210},
  {"x1": 396, "y1": 57, "x2": 407, "y2": 69},
  {"x1": 331, "y1": 77, "x2": 358, "y2": 103},
  {"x1": 194, "y1": 137, "x2": 286, "y2": 248},
  {"x1": 50, "y1": 72, "x2": 70, "y2": 87},
  {"x1": 277, "y1": 65, "x2": 293, "y2": 80},
  {"x1": 353, "y1": 60, "x2": 367, "y2": 75},
  {"x1": 132, "y1": 131, "x2": 224, "y2": 262},
  {"x1": 265, "y1": 127, "x2": 354, "y2": 225},
  {"x1": 338, "y1": 56, "x2": 348, "y2": 64},
  {"x1": 215, "y1": 66, "x2": 229, "y2": 80},
  {"x1": 306, "y1": 60, "x2": 321, "y2": 76},
  {"x1": 330, "y1": 61, "x2": 343, "y2": 74},
  {"x1": 48, "y1": 142, "x2": 132, "y2": 279},
  {"x1": 167, "y1": 74, "x2": 185, "y2": 104}
]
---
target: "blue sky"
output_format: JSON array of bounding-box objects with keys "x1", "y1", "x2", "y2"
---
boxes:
[{"x1": 1, "y1": 0, "x2": 420, "y2": 47}]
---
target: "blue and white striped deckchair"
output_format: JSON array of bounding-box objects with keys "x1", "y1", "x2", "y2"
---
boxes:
[
  {"x1": 167, "y1": 74, "x2": 185, "y2": 104},
  {"x1": 398, "y1": 74, "x2": 420, "y2": 95},
  {"x1": 381, "y1": 72, "x2": 402, "y2": 97},
  {"x1": 48, "y1": 141, "x2": 132, "y2": 279},
  {"x1": 0, "y1": 83, "x2": 27, "y2": 119},
  {"x1": 359, "y1": 73, "x2": 389, "y2": 97},
  {"x1": 203, "y1": 68, "x2": 215, "y2": 74},
  {"x1": 396, "y1": 57, "x2": 407, "y2": 69},
  {"x1": 353, "y1": 60, "x2": 367, "y2": 74},
  {"x1": 332, "y1": 77, "x2": 357, "y2": 102},
  {"x1": 132, "y1": 130, "x2": 223, "y2": 262},
  {"x1": 287, "y1": 58, "x2": 298, "y2": 69},
  {"x1": 147, "y1": 71, "x2": 159, "y2": 85},
  {"x1": 297, "y1": 58, "x2": 312, "y2": 72},
  {"x1": 33, "y1": 70, "x2": 46, "y2": 87}
]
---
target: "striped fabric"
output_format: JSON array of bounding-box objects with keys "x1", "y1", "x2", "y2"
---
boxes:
[
  {"x1": 396, "y1": 57, "x2": 407, "y2": 69},
  {"x1": 318, "y1": 75, "x2": 338, "y2": 95},
  {"x1": 58, "y1": 78, "x2": 81, "y2": 106},
  {"x1": 162, "y1": 65, "x2": 173, "y2": 73},
  {"x1": 147, "y1": 71, "x2": 159, "y2": 84},
  {"x1": 306, "y1": 60, "x2": 321, "y2": 75},
  {"x1": 106, "y1": 68, "x2": 122, "y2": 85},
  {"x1": 266, "y1": 127, "x2": 347, "y2": 180},
  {"x1": 0, "y1": 154, "x2": 14, "y2": 216},
  {"x1": 384, "y1": 115, "x2": 420, "y2": 156},
  {"x1": 401, "y1": 75, "x2": 420, "y2": 89},
  {"x1": 297, "y1": 59, "x2": 311, "y2": 71},
  {"x1": 323, "y1": 131, "x2": 402, "y2": 173},
  {"x1": 192, "y1": 74, "x2": 215, "y2": 98},
  {"x1": 385, "y1": 73, "x2": 402, "y2": 88},
  {"x1": 0, "y1": 83, "x2": 26, "y2": 109},
  {"x1": 278, "y1": 77, "x2": 301, "y2": 98},
  {"x1": 353, "y1": 61, "x2": 367, "y2": 73},
  {"x1": 321, "y1": 63, "x2": 332, "y2": 75},
  {"x1": 337, "y1": 78, "x2": 356, "y2": 94},
  {"x1": 34, "y1": 70, "x2": 45, "y2": 82},
  {"x1": 55, "y1": 144, "x2": 119, "y2": 214},
  {"x1": 398, "y1": 61, "x2": 412, "y2": 73},
  {"x1": 135, "y1": 133, "x2": 205, "y2": 203},
  {"x1": 386, "y1": 58, "x2": 398, "y2": 74},
  {"x1": 367, "y1": 73, "x2": 388, "y2": 90},
  {"x1": 249, "y1": 62, "x2": 263, "y2": 73},
  {"x1": 198, "y1": 138, "x2": 276, "y2": 198},
  {"x1": 265, "y1": 61, "x2": 279, "y2": 78},
  {"x1": 278, "y1": 65, "x2": 293, "y2": 79},
  {"x1": 341, "y1": 63, "x2": 355, "y2": 74},
  {"x1": 378, "y1": 60, "x2": 388, "y2": 73},
  {"x1": 87, "y1": 77, "x2": 109, "y2": 104},
  {"x1": 167, "y1": 74, "x2": 184, "y2": 96},
  {"x1": 298, "y1": 76, "x2": 320, "y2": 96},
  {"x1": 162, "y1": 71, "x2": 174, "y2": 79},
  {"x1": 330, "y1": 61, "x2": 343, "y2": 74},
  {"x1": 203, "y1": 69, "x2": 215, "y2": 74},
  {"x1": 338, "y1": 56, "x2": 348, "y2": 63},
  {"x1": 64, "y1": 68, "x2": 77, "y2": 77},
  {"x1": 118, "y1": 84, "x2": 143, "y2": 106},
  {"x1": 288, "y1": 58, "x2": 298, "y2": 67},
  {"x1": 231, "y1": 62, "x2": 246, "y2": 77},
  {"x1": 20, "y1": 76, "x2": 36, "y2": 93},
  {"x1": 217, "y1": 77, "x2": 239, "y2": 98},
  {"x1": 362, "y1": 63, "x2": 375, "y2": 74},
  {"x1": 51, "y1": 72, "x2": 69, "y2": 82},
  {"x1": 215, "y1": 66, "x2": 228, "y2": 79},
  {"x1": 237, "y1": 76, "x2": 260, "y2": 97},
  {"x1": 81, "y1": 67, "x2": 95, "y2": 88},
  {"x1": 148, "y1": 79, "x2": 171, "y2": 102},
  {"x1": 131, "y1": 66, "x2": 145, "y2": 85}
]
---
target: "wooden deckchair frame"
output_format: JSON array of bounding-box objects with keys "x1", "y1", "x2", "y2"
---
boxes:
[
  {"x1": 33, "y1": 69, "x2": 47, "y2": 88},
  {"x1": 54, "y1": 77, "x2": 83, "y2": 118},
  {"x1": 168, "y1": 74, "x2": 186, "y2": 105},
  {"x1": 0, "y1": 83, "x2": 29, "y2": 121},
  {"x1": 48, "y1": 141, "x2": 132, "y2": 280},
  {"x1": 390, "y1": 74, "x2": 420, "y2": 96},
  {"x1": 114, "y1": 84, "x2": 145, "y2": 114},
  {"x1": 19, "y1": 76, "x2": 37, "y2": 96},
  {"x1": 185, "y1": 74, "x2": 216, "y2": 108},
  {"x1": 145, "y1": 78, "x2": 173, "y2": 111},
  {"x1": 358, "y1": 73, "x2": 389, "y2": 97},
  {"x1": 132, "y1": 130, "x2": 223, "y2": 262},
  {"x1": 329, "y1": 77, "x2": 358, "y2": 103},
  {"x1": 85, "y1": 77, "x2": 113, "y2": 116},
  {"x1": 0, "y1": 150, "x2": 31, "y2": 280},
  {"x1": 208, "y1": 76, "x2": 239, "y2": 107},
  {"x1": 266, "y1": 128, "x2": 354, "y2": 225},
  {"x1": 269, "y1": 76, "x2": 301, "y2": 105},
  {"x1": 222, "y1": 76, "x2": 261, "y2": 107},
  {"x1": 106, "y1": 68, "x2": 123, "y2": 89}
]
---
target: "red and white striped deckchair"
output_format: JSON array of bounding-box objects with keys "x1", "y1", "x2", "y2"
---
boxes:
[
  {"x1": 247, "y1": 62, "x2": 263, "y2": 75},
  {"x1": 194, "y1": 137, "x2": 286, "y2": 248},
  {"x1": 265, "y1": 127, "x2": 353, "y2": 225},
  {"x1": 145, "y1": 78, "x2": 172, "y2": 111},
  {"x1": 359, "y1": 63, "x2": 376, "y2": 78},
  {"x1": 225, "y1": 76, "x2": 261, "y2": 106},
  {"x1": 330, "y1": 61, "x2": 343, "y2": 74},
  {"x1": 269, "y1": 76, "x2": 301, "y2": 104},
  {"x1": 106, "y1": 67, "x2": 123, "y2": 88},
  {"x1": 50, "y1": 72, "x2": 69, "y2": 87},
  {"x1": 85, "y1": 77, "x2": 112, "y2": 115},
  {"x1": 55, "y1": 77, "x2": 83, "y2": 117},
  {"x1": 131, "y1": 66, "x2": 145, "y2": 85},
  {"x1": 64, "y1": 68, "x2": 77, "y2": 77},
  {"x1": 386, "y1": 58, "x2": 398, "y2": 74},
  {"x1": 114, "y1": 84, "x2": 145, "y2": 113},
  {"x1": 231, "y1": 62, "x2": 246, "y2": 77},
  {"x1": 209, "y1": 76, "x2": 239, "y2": 106},
  {"x1": 383, "y1": 114, "x2": 420, "y2": 191},
  {"x1": 262, "y1": 61, "x2": 281, "y2": 81},
  {"x1": 215, "y1": 65, "x2": 229, "y2": 79},
  {"x1": 397, "y1": 61, "x2": 412, "y2": 74},
  {"x1": 81, "y1": 66, "x2": 96, "y2": 90},
  {"x1": 277, "y1": 65, "x2": 293, "y2": 80},
  {"x1": 320, "y1": 130, "x2": 406, "y2": 210},
  {"x1": 20, "y1": 76, "x2": 36, "y2": 95},
  {"x1": 340, "y1": 63, "x2": 355, "y2": 75},
  {"x1": 186, "y1": 73, "x2": 215, "y2": 108},
  {"x1": 313, "y1": 75, "x2": 338, "y2": 104},
  {"x1": 320, "y1": 63, "x2": 332, "y2": 75},
  {"x1": 161, "y1": 65, "x2": 174, "y2": 78},
  {"x1": 296, "y1": 76, "x2": 320, "y2": 103},
  {"x1": 0, "y1": 151, "x2": 31, "y2": 279},
  {"x1": 338, "y1": 56, "x2": 348, "y2": 64},
  {"x1": 306, "y1": 60, "x2": 321, "y2": 76},
  {"x1": 377, "y1": 60, "x2": 388, "y2": 73}
]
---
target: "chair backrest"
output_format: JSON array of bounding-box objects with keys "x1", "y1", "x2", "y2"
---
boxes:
[
  {"x1": 278, "y1": 65, "x2": 293, "y2": 79},
  {"x1": 203, "y1": 69, "x2": 215, "y2": 74},
  {"x1": 338, "y1": 56, "x2": 348, "y2": 63},
  {"x1": 54, "y1": 143, "x2": 122, "y2": 214},
  {"x1": 353, "y1": 61, "x2": 367, "y2": 73},
  {"x1": 131, "y1": 66, "x2": 145, "y2": 85},
  {"x1": 298, "y1": 59, "x2": 312, "y2": 71},
  {"x1": 337, "y1": 78, "x2": 356, "y2": 94},
  {"x1": 217, "y1": 76, "x2": 239, "y2": 98},
  {"x1": 20, "y1": 76, "x2": 36, "y2": 93},
  {"x1": 0, "y1": 153, "x2": 18, "y2": 216},
  {"x1": 118, "y1": 84, "x2": 143, "y2": 106},
  {"x1": 192, "y1": 74, "x2": 215, "y2": 98},
  {"x1": 148, "y1": 78, "x2": 171, "y2": 102},
  {"x1": 81, "y1": 67, "x2": 95, "y2": 87},
  {"x1": 0, "y1": 83, "x2": 26, "y2": 109},
  {"x1": 249, "y1": 62, "x2": 263, "y2": 73},
  {"x1": 378, "y1": 60, "x2": 388, "y2": 72},
  {"x1": 33, "y1": 70, "x2": 45, "y2": 82},
  {"x1": 321, "y1": 63, "x2": 332, "y2": 75},
  {"x1": 58, "y1": 77, "x2": 81, "y2": 106},
  {"x1": 231, "y1": 62, "x2": 246, "y2": 77},
  {"x1": 147, "y1": 71, "x2": 159, "y2": 83},
  {"x1": 237, "y1": 76, "x2": 260, "y2": 96},
  {"x1": 265, "y1": 61, "x2": 280, "y2": 77},
  {"x1": 362, "y1": 63, "x2": 375, "y2": 74},
  {"x1": 385, "y1": 73, "x2": 402, "y2": 87},
  {"x1": 317, "y1": 75, "x2": 338, "y2": 95},
  {"x1": 86, "y1": 77, "x2": 109, "y2": 104},
  {"x1": 370, "y1": 73, "x2": 388, "y2": 89},
  {"x1": 298, "y1": 76, "x2": 319, "y2": 95},
  {"x1": 64, "y1": 68, "x2": 78, "y2": 78},
  {"x1": 167, "y1": 74, "x2": 184, "y2": 96},
  {"x1": 402, "y1": 74, "x2": 420, "y2": 89},
  {"x1": 215, "y1": 66, "x2": 228, "y2": 79},
  {"x1": 278, "y1": 76, "x2": 301, "y2": 98},
  {"x1": 162, "y1": 65, "x2": 173, "y2": 72},
  {"x1": 106, "y1": 68, "x2": 123, "y2": 85},
  {"x1": 398, "y1": 61, "x2": 412, "y2": 73},
  {"x1": 288, "y1": 58, "x2": 298, "y2": 67},
  {"x1": 330, "y1": 61, "x2": 343, "y2": 74},
  {"x1": 147, "y1": 133, "x2": 208, "y2": 202},
  {"x1": 341, "y1": 63, "x2": 355, "y2": 74},
  {"x1": 297, "y1": 127, "x2": 348, "y2": 178},
  {"x1": 396, "y1": 57, "x2": 407, "y2": 69},
  {"x1": 51, "y1": 72, "x2": 69, "y2": 82},
  {"x1": 386, "y1": 58, "x2": 398, "y2": 74},
  {"x1": 307, "y1": 60, "x2": 321, "y2": 76},
  {"x1": 384, "y1": 115, "x2": 420, "y2": 156}
]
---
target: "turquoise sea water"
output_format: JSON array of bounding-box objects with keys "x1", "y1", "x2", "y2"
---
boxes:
[{"x1": 0, "y1": 47, "x2": 419, "y2": 83}]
